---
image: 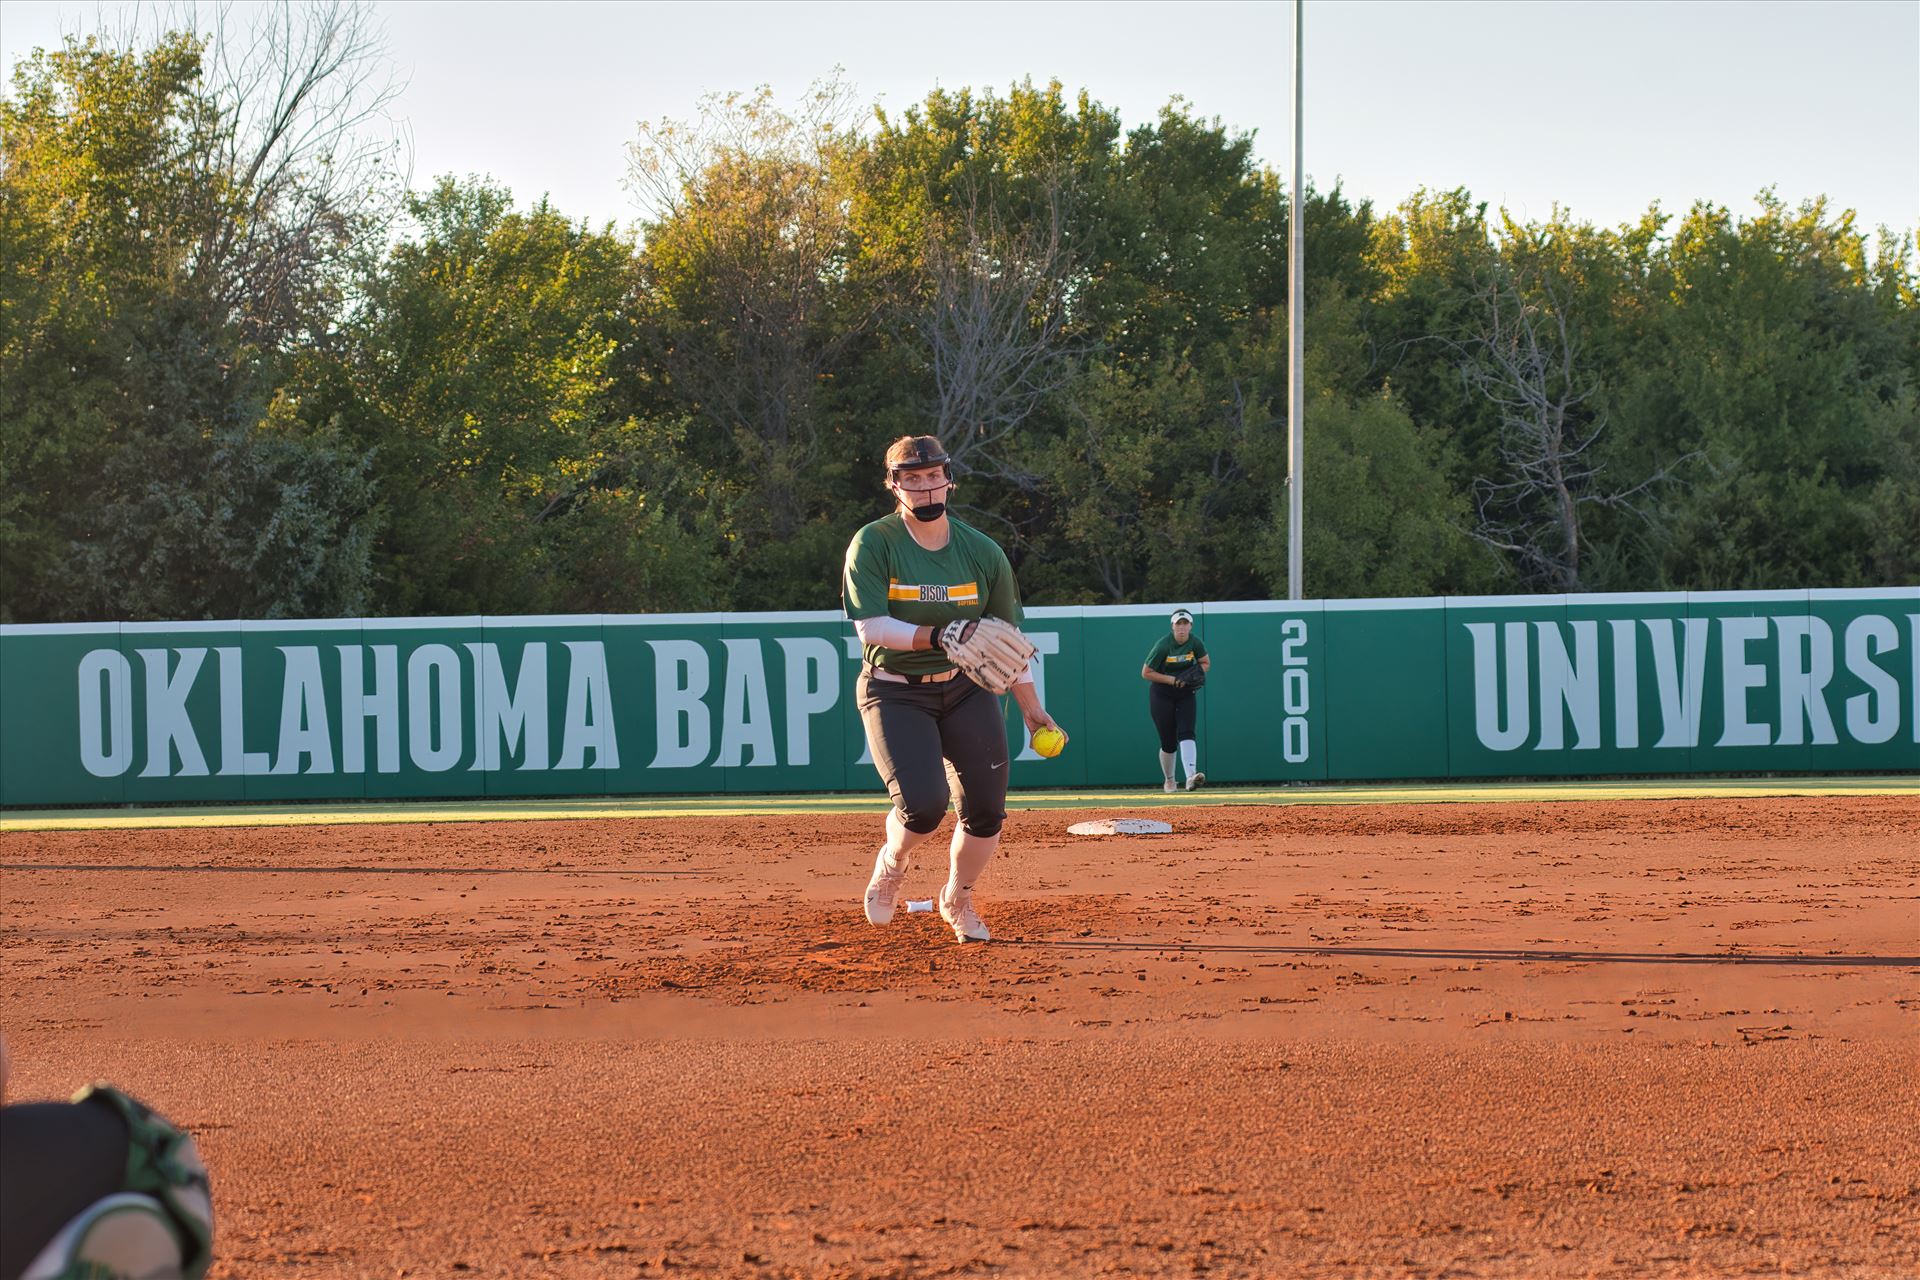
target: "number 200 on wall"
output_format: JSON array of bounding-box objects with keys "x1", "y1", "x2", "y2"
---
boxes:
[{"x1": 1280, "y1": 619, "x2": 1309, "y2": 764}]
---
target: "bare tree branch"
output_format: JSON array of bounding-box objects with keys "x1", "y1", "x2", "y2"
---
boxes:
[
  {"x1": 1455, "y1": 260, "x2": 1685, "y2": 592},
  {"x1": 119, "y1": 1, "x2": 412, "y2": 345},
  {"x1": 919, "y1": 179, "x2": 1088, "y2": 490}
]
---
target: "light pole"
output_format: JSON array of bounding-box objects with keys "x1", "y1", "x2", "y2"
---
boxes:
[{"x1": 1287, "y1": 0, "x2": 1305, "y2": 601}]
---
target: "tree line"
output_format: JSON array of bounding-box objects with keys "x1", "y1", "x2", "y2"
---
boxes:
[{"x1": 3, "y1": 12, "x2": 1915, "y2": 623}]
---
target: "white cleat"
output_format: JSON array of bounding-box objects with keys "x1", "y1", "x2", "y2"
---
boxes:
[
  {"x1": 937, "y1": 884, "x2": 990, "y2": 944},
  {"x1": 1163, "y1": 778, "x2": 1178, "y2": 793},
  {"x1": 864, "y1": 847, "x2": 910, "y2": 924},
  {"x1": 1186, "y1": 771, "x2": 1206, "y2": 791}
]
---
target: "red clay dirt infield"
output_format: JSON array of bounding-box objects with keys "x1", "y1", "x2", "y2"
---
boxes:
[{"x1": 3, "y1": 795, "x2": 1917, "y2": 1279}]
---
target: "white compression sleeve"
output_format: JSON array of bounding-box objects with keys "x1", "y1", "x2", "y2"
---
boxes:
[
  {"x1": 853, "y1": 615, "x2": 921, "y2": 650},
  {"x1": 884, "y1": 807, "x2": 935, "y2": 868},
  {"x1": 947, "y1": 828, "x2": 1000, "y2": 894}
]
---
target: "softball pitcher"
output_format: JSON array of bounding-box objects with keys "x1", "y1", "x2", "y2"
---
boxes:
[{"x1": 843, "y1": 435, "x2": 1065, "y2": 943}]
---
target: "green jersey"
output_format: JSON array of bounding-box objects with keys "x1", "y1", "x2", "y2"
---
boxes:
[
  {"x1": 843, "y1": 514, "x2": 1023, "y2": 675},
  {"x1": 1144, "y1": 631, "x2": 1207, "y2": 681}
]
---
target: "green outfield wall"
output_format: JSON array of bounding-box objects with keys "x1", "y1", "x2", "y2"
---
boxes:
[{"x1": 2, "y1": 589, "x2": 1916, "y2": 807}]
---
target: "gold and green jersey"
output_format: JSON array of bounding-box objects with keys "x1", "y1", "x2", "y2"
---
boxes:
[
  {"x1": 1144, "y1": 631, "x2": 1208, "y2": 678},
  {"x1": 842, "y1": 514, "x2": 1023, "y2": 674}
]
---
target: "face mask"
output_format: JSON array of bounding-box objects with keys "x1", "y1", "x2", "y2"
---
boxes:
[{"x1": 894, "y1": 478, "x2": 949, "y2": 522}]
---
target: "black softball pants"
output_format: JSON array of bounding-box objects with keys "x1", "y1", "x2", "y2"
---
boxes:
[
  {"x1": 1149, "y1": 684, "x2": 1197, "y2": 753},
  {"x1": 857, "y1": 671, "x2": 1009, "y2": 838}
]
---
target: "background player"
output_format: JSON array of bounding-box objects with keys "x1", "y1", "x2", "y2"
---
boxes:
[
  {"x1": 1141, "y1": 607, "x2": 1211, "y2": 790},
  {"x1": 842, "y1": 435, "x2": 1065, "y2": 943}
]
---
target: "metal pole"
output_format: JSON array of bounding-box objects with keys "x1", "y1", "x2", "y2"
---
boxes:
[{"x1": 1287, "y1": 0, "x2": 1305, "y2": 601}]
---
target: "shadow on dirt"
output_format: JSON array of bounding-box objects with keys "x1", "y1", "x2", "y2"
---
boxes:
[{"x1": 1000, "y1": 939, "x2": 1920, "y2": 967}]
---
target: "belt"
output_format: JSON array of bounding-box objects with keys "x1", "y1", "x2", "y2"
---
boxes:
[{"x1": 865, "y1": 664, "x2": 962, "y2": 685}]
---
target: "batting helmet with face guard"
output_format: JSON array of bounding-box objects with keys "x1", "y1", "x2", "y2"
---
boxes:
[{"x1": 884, "y1": 435, "x2": 953, "y2": 481}]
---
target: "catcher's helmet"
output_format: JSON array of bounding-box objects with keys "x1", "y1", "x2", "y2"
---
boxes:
[{"x1": 885, "y1": 435, "x2": 953, "y2": 480}]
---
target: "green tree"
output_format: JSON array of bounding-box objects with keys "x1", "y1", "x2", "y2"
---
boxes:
[
  {"x1": 1619, "y1": 195, "x2": 1917, "y2": 588},
  {"x1": 326, "y1": 178, "x2": 726, "y2": 615},
  {"x1": 843, "y1": 80, "x2": 1128, "y2": 583},
  {"x1": 0, "y1": 29, "x2": 382, "y2": 621},
  {"x1": 629, "y1": 81, "x2": 872, "y2": 608}
]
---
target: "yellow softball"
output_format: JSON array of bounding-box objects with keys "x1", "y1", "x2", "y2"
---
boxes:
[{"x1": 1031, "y1": 727, "x2": 1067, "y2": 759}]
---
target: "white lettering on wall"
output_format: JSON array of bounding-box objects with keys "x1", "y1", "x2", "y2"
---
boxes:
[
  {"x1": 1773, "y1": 617, "x2": 1837, "y2": 747},
  {"x1": 556, "y1": 641, "x2": 619, "y2": 770},
  {"x1": 648, "y1": 639, "x2": 710, "y2": 768},
  {"x1": 407, "y1": 644, "x2": 463, "y2": 772},
  {"x1": 215, "y1": 647, "x2": 271, "y2": 775},
  {"x1": 1278, "y1": 618, "x2": 1312, "y2": 764},
  {"x1": 717, "y1": 638, "x2": 775, "y2": 767},
  {"x1": 340, "y1": 645, "x2": 401, "y2": 774},
  {"x1": 1535, "y1": 620, "x2": 1599, "y2": 751},
  {"x1": 1715, "y1": 617, "x2": 1771, "y2": 747},
  {"x1": 1466, "y1": 621, "x2": 1530, "y2": 751},
  {"x1": 1609, "y1": 619, "x2": 1640, "y2": 749},
  {"x1": 1842, "y1": 615, "x2": 1900, "y2": 745},
  {"x1": 1911, "y1": 615, "x2": 1920, "y2": 746},
  {"x1": 137, "y1": 648, "x2": 209, "y2": 778},
  {"x1": 1644, "y1": 618, "x2": 1709, "y2": 749},
  {"x1": 77, "y1": 648, "x2": 133, "y2": 778},
  {"x1": 271, "y1": 646, "x2": 334, "y2": 775},
  {"x1": 468, "y1": 642, "x2": 549, "y2": 772},
  {"x1": 776, "y1": 637, "x2": 839, "y2": 768}
]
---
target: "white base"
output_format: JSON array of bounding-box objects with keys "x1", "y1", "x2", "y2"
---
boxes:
[{"x1": 1066, "y1": 818, "x2": 1174, "y2": 836}]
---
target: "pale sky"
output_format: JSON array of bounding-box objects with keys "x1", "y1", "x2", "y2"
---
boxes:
[{"x1": 4, "y1": 0, "x2": 1916, "y2": 248}]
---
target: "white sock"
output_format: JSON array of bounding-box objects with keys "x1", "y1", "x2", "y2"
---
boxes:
[
  {"x1": 947, "y1": 828, "x2": 1001, "y2": 895},
  {"x1": 1179, "y1": 740, "x2": 1198, "y2": 777},
  {"x1": 1158, "y1": 750, "x2": 1176, "y2": 781},
  {"x1": 883, "y1": 808, "x2": 935, "y2": 870}
]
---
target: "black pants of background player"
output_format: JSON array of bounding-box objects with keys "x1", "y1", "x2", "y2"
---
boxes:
[
  {"x1": 1149, "y1": 683, "x2": 1197, "y2": 753},
  {"x1": 857, "y1": 670, "x2": 1009, "y2": 838}
]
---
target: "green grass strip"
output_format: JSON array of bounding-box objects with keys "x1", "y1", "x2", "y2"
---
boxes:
[{"x1": 2, "y1": 775, "x2": 1914, "y2": 832}]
